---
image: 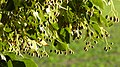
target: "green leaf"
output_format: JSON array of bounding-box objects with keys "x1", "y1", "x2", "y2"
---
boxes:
[
  {"x1": 90, "y1": 0, "x2": 104, "y2": 9},
  {"x1": 65, "y1": 29, "x2": 70, "y2": 43},
  {"x1": 0, "y1": 14, "x2": 2, "y2": 21},
  {"x1": 51, "y1": 22, "x2": 59, "y2": 30},
  {"x1": 4, "y1": 53, "x2": 37, "y2": 67},
  {"x1": 60, "y1": 28, "x2": 65, "y2": 35},
  {"x1": 4, "y1": 52, "x2": 16, "y2": 60},
  {"x1": 90, "y1": 22, "x2": 101, "y2": 35},
  {"x1": 22, "y1": 58, "x2": 38, "y2": 67},
  {"x1": 100, "y1": 15, "x2": 108, "y2": 27},
  {"x1": 0, "y1": 44, "x2": 2, "y2": 51},
  {"x1": 3, "y1": 26, "x2": 12, "y2": 33},
  {"x1": 53, "y1": 39, "x2": 69, "y2": 51},
  {"x1": 65, "y1": 27, "x2": 71, "y2": 33},
  {"x1": 7, "y1": 60, "x2": 13, "y2": 67},
  {"x1": 12, "y1": 60, "x2": 25, "y2": 67}
]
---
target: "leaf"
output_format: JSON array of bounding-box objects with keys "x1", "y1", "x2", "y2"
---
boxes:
[
  {"x1": 90, "y1": 22, "x2": 101, "y2": 35},
  {"x1": 27, "y1": 29, "x2": 37, "y2": 40},
  {"x1": 90, "y1": 0, "x2": 104, "y2": 9},
  {"x1": 65, "y1": 29, "x2": 70, "y2": 43},
  {"x1": 65, "y1": 26, "x2": 71, "y2": 33},
  {"x1": 4, "y1": 52, "x2": 16, "y2": 60},
  {"x1": 22, "y1": 58, "x2": 38, "y2": 67},
  {"x1": 3, "y1": 27, "x2": 12, "y2": 33},
  {"x1": 12, "y1": 60, "x2": 25, "y2": 67},
  {"x1": 100, "y1": 15, "x2": 108, "y2": 27},
  {"x1": 60, "y1": 28, "x2": 65, "y2": 35},
  {"x1": 0, "y1": 14, "x2": 2, "y2": 21},
  {"x1": 7, "y1": 60, "x2": 13, "y2": 67},
  {"x1": 0, "y1": 23, "x2": 4, "y2": 36},
  {"x1": 4, "y1": 52, "x2": 37, "y2": 67},
  {"x1": 51, "y1": 22, "x2": 59, "y2": 30},
  {"x1": 53, "y1": 39, "x2": 69, "y2": 51}
]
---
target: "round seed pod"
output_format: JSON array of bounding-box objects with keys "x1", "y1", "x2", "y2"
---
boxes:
[
  {"x1": 84, "y1": 47, "x2": 88, "y2": 51},
  {"x1": 117, "y1": 17, "x2": 119, "y2": 22},
  {"x1": 64, "y1": 51, "x2": 67, "y2": 55},
  {"x1": 99, "y1": 10, "x2": 102, "y2": 14},
  {"x1": 31, "y1": 53, "x2": 34, "y2": 56},
  {"x1": 113, "y1": 16, "x2": 116, "y2": 22},
  {"x1": 86, "y1": 29, "x2": 89, "y2": 32},
  {"x1": 69, "y1": 50, "x2": 74, "y2": 54},
  {"x1": 54, "y1": 50, "x2": 57, "y2": 53},
  {"x1": 78, "y1": 26, "x2": 83, "y2": 30},
  {"x1": 43, "y1": 31, "x2": 45, "y2": 34},
  {"x1": 43, "y1": 22, "x2": 47, "y2": 27},
  {"x1": 44, "y1": 53, "x2": 47, "y2": 56},
  {"x1": 86, "y1": 41, "x2": 90, "y2": 45},
  {"x1": 89, "y1": 11, "x2": 93, "y2": 17},
  {"x1": 49, "y1": 39, "x2": 51, "y2": 42},
  {"x1": 40, "y1": 54, "x2": 43, "y2": 58},
  {"x1": 40, "y1": 50, "x2": 43, "y2": 53},
  {"x1": 108, "y1": 46, "x2": 111, "y2": 50},
  {"x1": 101, "y1": 34, "x2": 104, "y2": 37},
  {"x1": 11, "y1": 48, "x2": 13, "y2": 51},
  {"x1": 69, "y1": 50, "x2": 72, "y2": 54},
  {"x1": 56, "y1": 51, "x2": 59, "y2": 54},
  {"x1": 110, "y1": 42, "x2": 114, "y2": 45},
  {"x1": 60, "y1": 51, "x2": 63, "y2": 54},
  {"x1": 23, "y1": 51, "x2": 25, "y2": 54},
  {"x1": 38, "y1": 55, "x2": 41, "y2": 58},
  {"x1": 40, "y1": 24, "x2": 43, "y2": 27},
  {"x1": 96, "y1": 36, "x2": 99, "y2": 38},
  {"x1": 90, "y1": 32, "x2": 93, "y2": 36},
  {"x1": 94, "y1": 40, "x2": 97, "y2": 44},
  {"x1": 85, "y1": 24, "x2": 88, "y2": 27},
  {"x1": 28, "y1": 52, "x2": 31, "y2": 55},
  {"x1": 36, "y1": 53, "x2": 39, "y2": 57},
  {"x1": 46, "y1": 38, "x2": 49, "y2": 41},
  {"x1": 87, "y1": 33, "x2": 89, "y2": 37},
  {"x1": 50, "y1": 50, "x2": 52, "y2": 53},
  {"x1": 110, "y1": 16, "x2": 113, "y2": 21},
  {"x1": 46, "y1": 55, "x2": 49, "y2": 57},
  {"x1": 39, "y1": 30, "x2": 42, "y2": 33},
  {"x1": 104, "y1": 47, "x2": 107, "y2": 51},
  {"x1": 79, "y1": 31, "x2": 82, "y2": 35},
  {"x1": 40, "y1": 39, "x2": 42, "y2": 41},
  {"x1": 105, "y1": 34, "x2": 110, "y2": 37},
  {"x1": 91, "y1": 45, "x2": 94, "y2": 48},
  {"x1": 105, "y1": 15, "x2": 109, "y2": 19},
  {"x1": 77, "y1": 37, "x2": 80, "y2": 39}
]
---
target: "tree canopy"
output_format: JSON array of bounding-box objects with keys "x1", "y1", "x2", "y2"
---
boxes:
[{"x1": 0, "y1": 0, "x2": 119, "y2": 67}]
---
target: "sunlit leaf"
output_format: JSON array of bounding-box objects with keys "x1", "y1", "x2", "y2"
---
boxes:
[
  {"x1": 22, "y1": 58, "x2": 38, "y2": 67},
  {"x1": 51, "y1": 22, "x2": 59, "y2": 30},
  {"x1": 3, "y1": 27, "x2": 12, "y2": 33},
  {"x1": 90, "y1": 0, "x2": 104, "y2": 9},
  {"x1": 7, "y1": 60, "x2": 13, "y2": 67},
  {"x1": 0, "y1": 14, "x2": 2, "y2": 21}
]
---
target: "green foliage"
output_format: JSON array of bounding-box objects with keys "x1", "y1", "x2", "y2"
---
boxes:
[{"x1": 0, "y1": 0, "x2": 119, "y2": 66}]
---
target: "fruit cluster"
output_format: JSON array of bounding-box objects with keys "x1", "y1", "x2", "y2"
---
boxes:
[{"x1": 0, "y1": 0, "x2": 119, "y2": 58}]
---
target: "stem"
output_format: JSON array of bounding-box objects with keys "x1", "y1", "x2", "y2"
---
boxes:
[{"x1": 110, "y1": 0, "x2": 118, "y2": 16}]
